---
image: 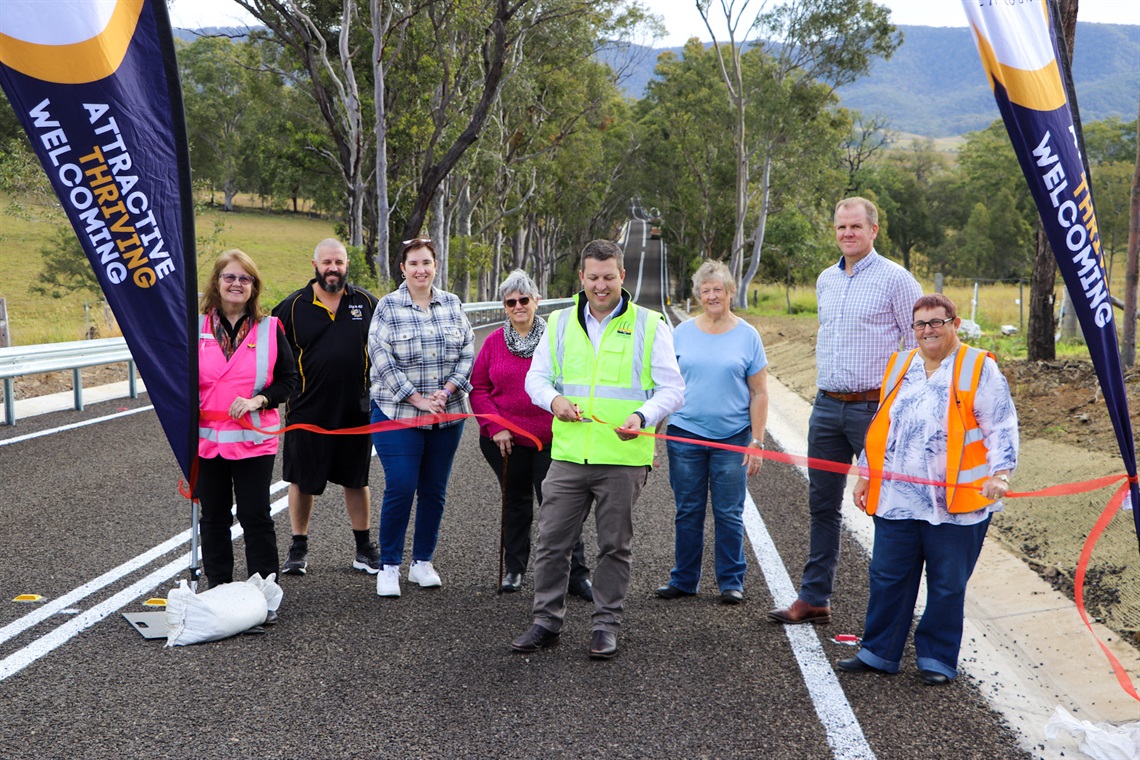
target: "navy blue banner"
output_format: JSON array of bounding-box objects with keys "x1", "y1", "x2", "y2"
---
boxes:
[
  {"x1": 0, "y1": 0, "x2": 198, "y2": 478},
  {"x1": 963, "y1": 0, "x2": 1139, "y2": 541}
]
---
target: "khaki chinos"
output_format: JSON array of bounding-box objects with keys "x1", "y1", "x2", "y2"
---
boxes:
[{"x1": 530, "y1": 460, "x2": 649, "y2": 634}]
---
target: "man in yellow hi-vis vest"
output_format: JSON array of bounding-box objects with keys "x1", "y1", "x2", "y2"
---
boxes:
[{"x1": 511, "y1": 240, "x2": 685, "y2": 660}]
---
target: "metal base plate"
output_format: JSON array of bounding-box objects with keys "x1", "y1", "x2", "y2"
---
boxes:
[{"x1": 122, "y1": 611, "x2": 168, "y2": 640}]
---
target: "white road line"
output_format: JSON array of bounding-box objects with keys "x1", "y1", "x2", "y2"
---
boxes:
[
  {"x1": 743, "y1": 497, "x2": 875, "y2": 760},
  {"x1": 0, "y1": 486, "x2": 290, "y2": 674},
  {"x1": 0, "y1": 405, "x2": 154, "y2": 447},
  {"x1": 745, "y1": 388, "x2": 876, "y2": 759}
]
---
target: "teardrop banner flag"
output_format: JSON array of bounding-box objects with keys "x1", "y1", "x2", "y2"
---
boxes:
[
  {"x1": 961, "y1": 0, "x2": 1140, "y2": 549},
  {"x1": 0, "y1": 0, "x2": 198, "y2": 479}
]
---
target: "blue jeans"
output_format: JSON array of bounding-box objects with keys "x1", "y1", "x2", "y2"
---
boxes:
[
  {"x1": 666, "y1": 425, "x2": 750, "y2": 593},
  {"x1": 802, "y1": 392, "x2": 877, "y2": 606},
  {"x1": 371, "y1": 404, "x2": 465, "y2": 566},
  {"x1": 855, "y1": 515, "x2": 990, "y2": 680}
]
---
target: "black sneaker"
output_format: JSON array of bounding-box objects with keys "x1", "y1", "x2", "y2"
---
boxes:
[
  {"x1": 352, "y1": 542, "x2": 381, "y2": 574},
  {"x1": 283, "y1": 542, "x2": 308, "y2": 575}
]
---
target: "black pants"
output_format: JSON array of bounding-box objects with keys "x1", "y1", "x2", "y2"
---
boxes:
[
  {"x1": 195, "y1": 454, "x2": 279, "y2": 586},
  {"x1": 479, "y1": 437, "x2": 589, "y2": 582}
]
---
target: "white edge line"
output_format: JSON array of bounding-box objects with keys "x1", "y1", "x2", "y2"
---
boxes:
[
  {"x1": 745, "y1": 381, "x2": 877, "y2": 760},
  {"x1": 743, "y1": 492, "x2": 876, "y2": 760},
  {"x1": 0, "y1": 487, "x2": 290, "y2": 670},
  {"x1": 0, "y1": 405, "x2": 155, "y2": 447}
]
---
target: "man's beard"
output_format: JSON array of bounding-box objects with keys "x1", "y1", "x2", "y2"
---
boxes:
[{"x1": 315, "y1": 267, "x2": 345, "y2": 293}]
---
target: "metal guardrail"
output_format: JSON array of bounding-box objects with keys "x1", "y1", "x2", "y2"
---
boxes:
[
  {"x1": 0, "y1": 337, "x2": 137, "y2": 425},
  {"x1": 0, "y1": 298, "x2": 576, "y2": 426}
]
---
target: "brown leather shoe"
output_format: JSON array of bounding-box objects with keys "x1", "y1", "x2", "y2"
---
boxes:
[{"x1": 767, "y1": 598, "x2": 831, "y2": 625}]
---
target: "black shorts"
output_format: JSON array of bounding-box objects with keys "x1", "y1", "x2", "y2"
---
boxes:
[{"x1": 283, "y1": 428, "x2": 372, "y2": 494}]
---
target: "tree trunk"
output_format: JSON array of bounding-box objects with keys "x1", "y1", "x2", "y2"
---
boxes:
[
  {"x1": 372, "y1": 0, "x2": 393, "y2": 283},
  {"x1": 1026, "y1": 0, "x2": 1079, "y2": 360},
  {"x1": 739, "y1": 154, "x2": 772, "y2": 307},
  {"x1": 430, "y1": 178, "x2": 448, "y2": 290},
  {"x1": 400, "y1": 0, "x2": 520, "y2": 242},
  {"x1": 1028, "y1": 225, "x2": 1058, "y2": 360},
  {"x1": 223, "y1": 176, "x2": 236, "y2": 212},
  {"x1": 1123, "y1": 96, "x2": 1140, "y2": 367}
]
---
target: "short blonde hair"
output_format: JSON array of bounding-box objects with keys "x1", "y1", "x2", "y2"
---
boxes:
[{"x1": 834, "y1": 196, "x2": 878, "y2": 227}]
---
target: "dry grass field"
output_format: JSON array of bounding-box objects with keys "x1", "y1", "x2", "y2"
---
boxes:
[{"x1": 0, "y1": 194, "x2": 335, "y2": 345}]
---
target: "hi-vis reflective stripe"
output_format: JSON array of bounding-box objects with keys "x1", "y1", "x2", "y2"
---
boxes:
[
  {"x1": 882, "y1": 349, "x2": 916, "y2": 395},
  {"x1": 958, "y1": 346, "x2": 986, "y2": 392},
  {"x1": 630, "y1": 308, "x2": 649, "y2": 390},
  {"x1": 959, "y1": 462, "x2": 991, "y2": 483},
  {"x1": 198, "y1": 425, "x2": 281, "y2": 443},
  {"x1": 964, "y1": 428, "x2": 985, "y2": 445},
  {"x1": 554, "y1": 311, "x2": 568, "y2": 391},
  {"x1": 560, "y1": 384, "x2": 653, "y2": 402}
]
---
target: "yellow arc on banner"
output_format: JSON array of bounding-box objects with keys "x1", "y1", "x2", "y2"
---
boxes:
[
  {"x1": 962, "y1": 0, "x2": 1067, "y2": 113},
  {"x1": 0, "y1": 0, "x2": 144, "y2": 84},
  {"x1": 970, "y1": 23, "x2": 1066, "y2": 112}
]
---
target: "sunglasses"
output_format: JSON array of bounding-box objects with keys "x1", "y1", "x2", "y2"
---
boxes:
[
  {"x1": 220, "y1": 273, "x2": 254, "y2": 285},
  {"x1": 402, "y1": 237, "x2": 431, "y2": 246},
  {"x1": 504, "y1": 297, "x2": 531, "y2": 307}
]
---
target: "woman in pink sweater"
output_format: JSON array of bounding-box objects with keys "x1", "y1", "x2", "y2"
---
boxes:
[{"x1": 470, "y1": 270, "x2": 592, "y2": 597}]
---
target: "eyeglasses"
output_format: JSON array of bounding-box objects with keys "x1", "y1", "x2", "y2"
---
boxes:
[
  {"x1": 504, "y1": 297, "x2": 531, "y2": 307},
  {"x1": 220, "y1": 273, "x2": 254, "y2": 285},
  {"x1": 911, "y1": 318, "x2": 954, "y2": 330}
]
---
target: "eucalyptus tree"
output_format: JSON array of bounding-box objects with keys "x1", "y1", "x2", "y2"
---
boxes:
[
  {"x1": 233, "y1": 0, "x2": 373, "y2": 253},
  {"x1": 697, "y1": 0, "x2": 900, "y2": 306},
  {"x1": 637, "y1": 39, "x2": 737, "y2": 270},
  {"x1": 863, "y1": 138, "x2": 946, "y2": 273},
  {"x1": 179, "y1": 35, "x2": 284, "y2": 211}
]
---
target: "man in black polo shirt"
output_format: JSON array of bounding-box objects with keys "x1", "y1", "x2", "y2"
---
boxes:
[{"x1": 272, "y1": 238, "x2": 380, "y2": 576}]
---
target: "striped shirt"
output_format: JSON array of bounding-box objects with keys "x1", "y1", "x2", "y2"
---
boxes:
[
  {"x1": 368, "y1": 282, "x2": 475, "y2": 425},
  {"x1": 815, "y1": 250, "x2": 922, "y2": 393}
]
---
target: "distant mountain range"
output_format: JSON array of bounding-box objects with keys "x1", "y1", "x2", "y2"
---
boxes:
[
  {"x1": 612, "y1": 23, "x2": 1139, "y2": 138},
  {"x1": 178, "y1": 24, "x2": 1137, "y2": 139}
]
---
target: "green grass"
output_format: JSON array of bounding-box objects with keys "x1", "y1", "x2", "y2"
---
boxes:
[{"x1": 0, "y1": 194, "x2": 335, "y2": 345}]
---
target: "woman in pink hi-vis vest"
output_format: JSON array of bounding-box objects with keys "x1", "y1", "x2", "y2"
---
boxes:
[{"x1": 197, "y1": 251, "x2": 296, "y2": 600}]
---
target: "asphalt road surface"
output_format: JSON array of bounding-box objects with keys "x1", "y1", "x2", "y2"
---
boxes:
[{"x1": 0, "y1": 213, "x2": 1027, "y2": 758}]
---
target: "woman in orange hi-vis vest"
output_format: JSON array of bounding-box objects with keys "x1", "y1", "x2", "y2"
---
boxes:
[{"x1": 839, "y1": 294, "x2": 1018, "y2": 686}]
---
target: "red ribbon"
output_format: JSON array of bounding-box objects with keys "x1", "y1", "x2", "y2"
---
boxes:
[{"x1": 601, "y1": 417, "x2": 1140, "y2": 702}]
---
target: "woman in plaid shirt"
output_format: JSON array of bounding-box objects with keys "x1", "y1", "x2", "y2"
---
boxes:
[{"x1": 367, "y1": 238, "x2": 475, "y2": 598}]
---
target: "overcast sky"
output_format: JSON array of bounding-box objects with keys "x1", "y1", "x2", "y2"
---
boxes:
[{"x1": 168, "y1": 0, "x2": 1140, "y2": 45}]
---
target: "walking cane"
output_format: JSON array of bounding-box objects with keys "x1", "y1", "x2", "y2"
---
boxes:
[{"x1": 497, "y1": 450, "x2": 509, "y2": 594}]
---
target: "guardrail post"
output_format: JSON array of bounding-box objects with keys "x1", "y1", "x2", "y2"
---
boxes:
[
  {"x1": 128, "y1": 359, "x2": 138, "y2": 399},
  {"x1": 73, "y1": 367, "x2": 84, "y2": 411},
  {"x1": 3, "y1": 378, "x2": 13, "y2": 425}
]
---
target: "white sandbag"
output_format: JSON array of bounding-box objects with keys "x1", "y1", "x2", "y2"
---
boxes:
[
  {"x1": 246, "y1": 572, "x2": 283, "y2": 614},
  {"x1": 165, "y1": 576, "x2": 276, "y2": 647},
  {"x1": 1045, "y1": 705, "x2": 1140, "y2": 760}
]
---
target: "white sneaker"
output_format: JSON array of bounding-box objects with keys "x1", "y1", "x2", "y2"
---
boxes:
[
  {"x1": 408, "y1": 560, "x2": 442, "y2": 588},
  {"x1": 376, "y1": 565, "x2": 401, "y2": 597}
]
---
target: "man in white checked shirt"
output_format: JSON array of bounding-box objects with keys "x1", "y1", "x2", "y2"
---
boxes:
[{"x1": 768, "y1": 197, "x2": 922, "y2": 626}]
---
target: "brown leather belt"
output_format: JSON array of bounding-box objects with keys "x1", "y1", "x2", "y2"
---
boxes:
[{"x1": 821, "y1": 389, "x2": 880, "y2": 403}]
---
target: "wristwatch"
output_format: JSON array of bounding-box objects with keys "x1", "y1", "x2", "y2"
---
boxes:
[
  {"x1": 750, "y1": 438, "x2": 765, "y2": 449},
  {"x1": 995, "y1": 473, "x2": 1010, "y2": 483}
]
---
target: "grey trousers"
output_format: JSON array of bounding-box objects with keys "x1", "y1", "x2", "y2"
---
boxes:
[{"x1": 531, "y1": 460, "x2": 649, "y2": 634}]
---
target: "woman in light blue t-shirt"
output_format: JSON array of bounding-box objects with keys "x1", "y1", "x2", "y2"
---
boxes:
[{"x1": 656, "y1": 260, "x2": 768, "y2": 604}]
